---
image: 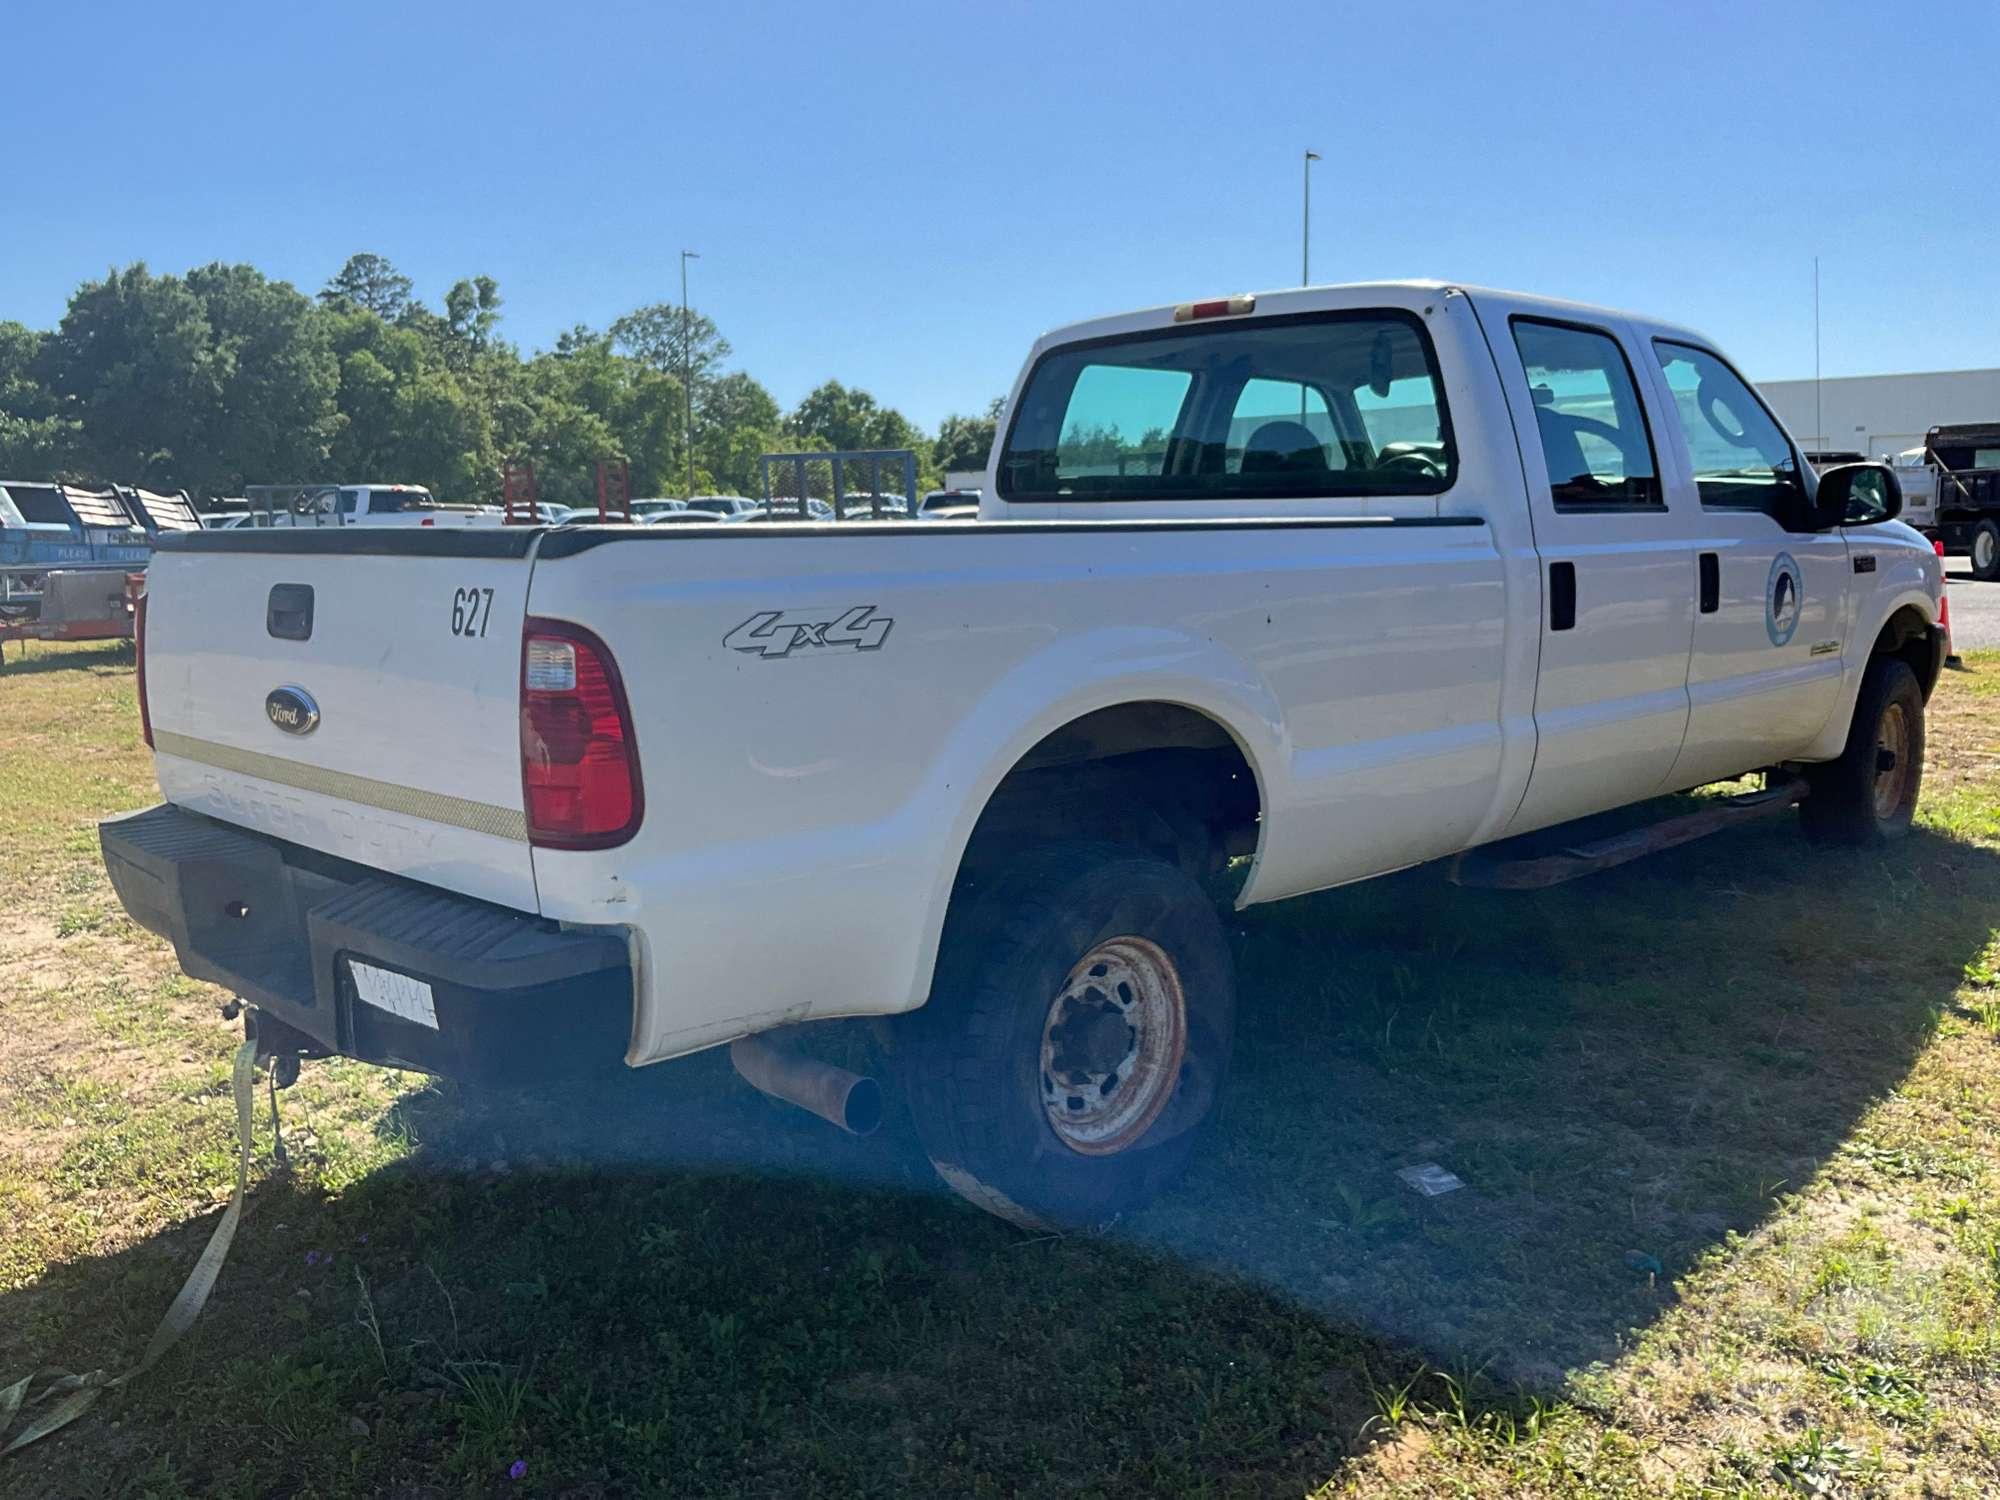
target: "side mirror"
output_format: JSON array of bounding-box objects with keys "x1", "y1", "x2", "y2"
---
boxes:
[{"x1": 1808, "y1": 462, "x2": 1902, "y2": 530}]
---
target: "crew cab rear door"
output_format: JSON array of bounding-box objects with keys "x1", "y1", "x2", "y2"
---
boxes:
[
  {"x1": 1472, "y1": 299, "x2": 1699, "y2": 834},
  {"x1": 141, "y1": 529, "x2": 540, "y2": 910}
]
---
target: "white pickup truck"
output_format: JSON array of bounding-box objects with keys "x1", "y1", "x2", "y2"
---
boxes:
[
  {"x1": 103, "y1": 282, "x2": 1944, "y2": 1229},
  {"x1": 251, "y1": 483, "x2": 502, "y2": 528}
]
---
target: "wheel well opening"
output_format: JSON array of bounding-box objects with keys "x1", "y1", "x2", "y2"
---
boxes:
[
  {"x1": 1873, "y1": 604, "x2": 1942, "y2": 699},
  {"x1": 962, "y1": 703, "x2": 1263, "y2": 886}
]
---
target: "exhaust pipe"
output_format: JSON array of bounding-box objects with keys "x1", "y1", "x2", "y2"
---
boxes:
[{"x1": 729, "y1": 1034, "x2": 882, "y2": 1137}]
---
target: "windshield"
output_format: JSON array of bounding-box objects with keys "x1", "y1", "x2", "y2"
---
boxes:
[{"x1": 998, "y1": 309, "x2": 1455, "y2": 502}]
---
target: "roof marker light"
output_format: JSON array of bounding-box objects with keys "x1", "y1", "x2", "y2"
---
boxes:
[{"x1": 1173, "y1": 294, "x2": 1257, "y2": 323}]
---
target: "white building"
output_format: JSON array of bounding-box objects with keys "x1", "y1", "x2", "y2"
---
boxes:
[{"x1": 1757, "y1": 368, "x2": 2000, "y2": 460}]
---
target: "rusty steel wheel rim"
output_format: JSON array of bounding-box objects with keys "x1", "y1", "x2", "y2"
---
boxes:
[
  {"x1": 1039, "y1": 935, "x2": 1187, "y2": 1156},
  {"x1": 1873, "y1": 700, "x2": 1912, "y2": 821}
]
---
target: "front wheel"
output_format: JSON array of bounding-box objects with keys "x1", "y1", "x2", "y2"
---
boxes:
[
  {"x1": 1801, "y1": 656, "x2": 1924, "y2": 844},
  {"x1": 1971, "y1": 519, "x2": 2000, "y2": 582},
  {"x1": 895, "y1": 842, "x2": 1235, "y2": 1230}
]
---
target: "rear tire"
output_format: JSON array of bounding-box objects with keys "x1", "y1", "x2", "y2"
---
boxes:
[
  {"x1": 895, "y1": 842, "x2": 1234, "y2": 1231},
  {"x1": 1971, "y1": 519, "x2": 2000, "y2": 582},
  {"x1": 1801, "y1": 656, "x2": 1924, "y2": 844}
]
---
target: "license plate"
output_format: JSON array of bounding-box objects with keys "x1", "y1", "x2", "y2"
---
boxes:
[{"x1": 349, "y1": 961, "x2": 438, "y2": 1030}]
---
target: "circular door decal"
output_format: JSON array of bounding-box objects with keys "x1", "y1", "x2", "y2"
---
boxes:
[{"x1": 1767, "y1": 552, "x2": 1803, "y2": 646}]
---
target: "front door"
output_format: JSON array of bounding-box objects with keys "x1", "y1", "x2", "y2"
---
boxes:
[
  {"x1": 1483, "y1": 311, "x2": 1698, "y2": 835},
  {"x1": 1645, "y1": 341, "x2": 1850, "y2": 789}
]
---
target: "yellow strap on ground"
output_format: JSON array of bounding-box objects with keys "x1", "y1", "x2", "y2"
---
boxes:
[{"x1": 0, "y1": 1036, "x2": 258, "y2": 1457}]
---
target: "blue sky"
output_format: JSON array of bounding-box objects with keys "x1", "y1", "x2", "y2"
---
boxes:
[{"x1": 5, "y1": 0, "x2": 1995, "y2": 431}]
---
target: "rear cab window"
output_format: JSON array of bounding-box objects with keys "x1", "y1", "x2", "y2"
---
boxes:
[{"x1": 998, "y1": 310, "x2": 1454, "y2": 502}]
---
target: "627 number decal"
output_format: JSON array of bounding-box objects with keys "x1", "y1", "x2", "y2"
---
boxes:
[{"x1": 451, "y1": 586, "x2": 496, "y2": 638}]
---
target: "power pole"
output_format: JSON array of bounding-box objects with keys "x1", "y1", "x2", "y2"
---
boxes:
[
  {"x1": 681, "y1": 250, "x2": 700, "y2": 500},
  {"x1": 1302, "y1": 150, "x2": 1322, "y2": 425},
  {"x1": 1813, "y1": 256, "x2": 1822, "y2": 451},
  {"x1": 1302, "y1": 150, "x2": 1321, "y2": 285}
]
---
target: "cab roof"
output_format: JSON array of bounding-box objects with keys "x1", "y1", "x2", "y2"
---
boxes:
[{"x1": 1030, "y1": 280, "x2": 1717, "y2": 358}]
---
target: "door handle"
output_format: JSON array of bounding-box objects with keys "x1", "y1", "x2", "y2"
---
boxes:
[
  {"x1": 1548, "y1": 561, "x2": 1576, "y2": 631},
  {"x1": 1698, "y1": 552, "x2": 1719, "y2": 614}
]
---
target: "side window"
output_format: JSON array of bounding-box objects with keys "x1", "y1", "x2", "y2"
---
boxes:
[
  {"x1": 336, "y1": 488, "x2": 360, "y2": 515},
  {"x1": 1227, "y1": 378, "x2": 1343, "y2": 473},
  {"x1": 1653, "y1": 342, "x2": 1802, "y2": 517},
  {"x1": 1053, "y1": 365, "x2": 1191, "y2": 480},
  {"x1": 1511, "y1": 320, "x2": 1661, "y2": 510}
]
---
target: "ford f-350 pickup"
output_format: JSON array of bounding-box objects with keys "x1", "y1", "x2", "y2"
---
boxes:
[{"x1": 102, "y1": 282, "x2": 1945, "y2": 1228}]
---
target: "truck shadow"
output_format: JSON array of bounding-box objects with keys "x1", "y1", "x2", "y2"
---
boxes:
[
  {"x1": 1147, "y1": 814, "x2": 2000, "y2": 1385},
  {"x1": 383, "y1": 810, "x2": 1997, "y2": 1390},
  {"x1": 364, "y1": 810, "x2": 2000, "y2": 1379},
  {"x1": 2, "y1": 814, "x2": 1993, "y2": 1493}
]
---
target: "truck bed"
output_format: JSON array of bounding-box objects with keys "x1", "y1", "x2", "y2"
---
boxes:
[{"x1": 143, "y1": 511, "x2": 1511, "y2": 1061}]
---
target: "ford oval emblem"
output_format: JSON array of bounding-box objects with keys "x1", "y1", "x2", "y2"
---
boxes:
[{"x1": 265, "y1": 686, "x2": 320, "y2": 736}]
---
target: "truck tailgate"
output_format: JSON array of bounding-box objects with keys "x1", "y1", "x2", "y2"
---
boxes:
[{"x1": 141, "y1": 531, "x2": 539, "y2": 910}]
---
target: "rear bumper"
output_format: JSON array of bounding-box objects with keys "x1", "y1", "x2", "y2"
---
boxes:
[{"x1": 100, "y1": 803, "x2": 634, "y2": 1085}]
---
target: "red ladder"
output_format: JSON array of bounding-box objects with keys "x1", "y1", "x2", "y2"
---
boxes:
[
  {"x1": 502, "y1": 461, "x2": 538, "y2": 526},
  {"x1": 595, "y1": 459, "x2": 631, "y2": 523}
]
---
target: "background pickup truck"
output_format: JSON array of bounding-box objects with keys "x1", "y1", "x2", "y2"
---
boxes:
[
  {"x1": 104, "y1": 281, "x2": 1944, "y2": 1229},
  {"x1": 246, "y1": 483, "x2": 501, "y2": 528}
]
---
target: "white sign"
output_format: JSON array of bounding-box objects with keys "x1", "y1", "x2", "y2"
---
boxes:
[{"x1": 350, "y1": 962, "x2": 438, "y2": 1030}]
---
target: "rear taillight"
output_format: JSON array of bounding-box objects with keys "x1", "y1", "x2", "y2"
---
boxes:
[
  {"x1": 1936, "y1": 538, "x2": 1953, "y2": 645},
  {"x1": 520, "y1": 618, "x2": 642, "y2": 849},
  {"x1": 134, "y1": 590, "x2": 153, "y2": 748}
]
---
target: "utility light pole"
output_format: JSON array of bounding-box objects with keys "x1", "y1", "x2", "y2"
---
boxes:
[
  {"x1": 681, "y1": 250, "x2": 700, "y2": 500},
  {"x1": 1301, "y1": 150, "x2": 1322, "y2": 425},
  {"x1": 1813, "y1": 255, "x2": 1822, "y2": 452},
  {"x1": 1302, "y1": 150, "x2": 1321, "y2": 286}
]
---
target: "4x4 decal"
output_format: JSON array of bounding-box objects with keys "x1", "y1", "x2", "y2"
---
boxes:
[{"x1": 724, "y1": 605, "x2": 894, "y2": 660}]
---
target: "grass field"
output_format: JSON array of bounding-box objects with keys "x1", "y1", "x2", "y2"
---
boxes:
[{"x1": 2, "y1": 637, "x2": 1999, "y2": 1497}]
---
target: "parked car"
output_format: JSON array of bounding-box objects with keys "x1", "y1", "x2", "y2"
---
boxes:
[
  {"x1": 835, "y1": 493, "x2": 910, "y2": 519},
  {"x1": 684, "y1": 495, "x2": 761, "y2": 518},
  {"x1": 642, "y1": 510, "x2": 725, "y2": 524},
  {"x1": 729, "y1": 499, "x2": 836, "y2": 522},
  {"x1": 104, "y1": 280, "x2": 1942, "y2": 1233},
  {"x1": 919, "y1": 489, "x2": 980, "y2": 520},
  {"x1": 201, "y1": 500, "x2": 251, "y2": 528},
  {"x1": 629, "y1": 499, "x2": 687, "y2": 519}
]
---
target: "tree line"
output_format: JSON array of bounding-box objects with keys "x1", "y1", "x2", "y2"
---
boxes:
[{"x1": 0, "y1": 252, "x2": 1001, "y2": 505}]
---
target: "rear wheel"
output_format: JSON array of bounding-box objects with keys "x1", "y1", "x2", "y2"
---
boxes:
[
  {"x1": 1971, "y1": 519, "x2": 2000, "y2": 582},
  {"x1": 1801, "y1": 656, "x2": 1924, "y2": 844},
  {"x1": 895, "y1": 842, "x2": 1234, "y2": 1230}
]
